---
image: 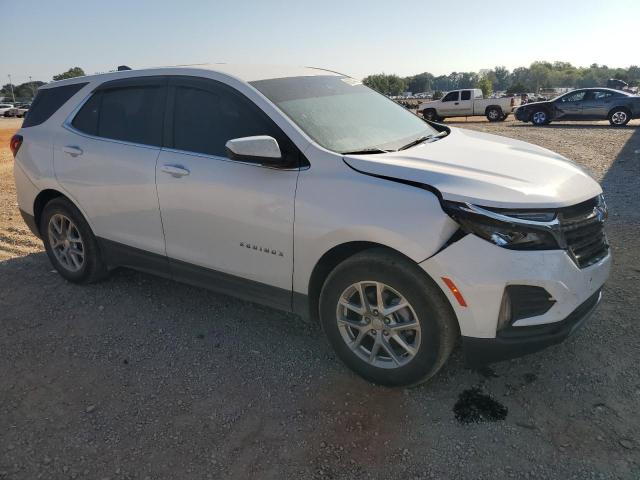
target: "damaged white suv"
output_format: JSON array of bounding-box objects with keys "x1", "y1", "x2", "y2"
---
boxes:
[{"x1": 12, "y1": 65, "x2": 611, "y2": 386}]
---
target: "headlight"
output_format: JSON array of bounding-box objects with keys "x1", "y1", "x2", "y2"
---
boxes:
[{"x1": 441, "y1": 200, "x2": 560, "y2": 250}]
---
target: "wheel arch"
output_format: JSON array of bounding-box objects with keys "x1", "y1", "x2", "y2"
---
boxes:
[
  {"x1": 33, "y1": 189, "x2": 70, "y2": 235},
  {"x1": 484, "y1": 104, "x2": 503, "y2": 115},
  {"x1": 607, "y1": 105, "x2": 631, "y2": 116},
  {"x1": 305, "y1": 241, "x2": 434, "y2": 323}
]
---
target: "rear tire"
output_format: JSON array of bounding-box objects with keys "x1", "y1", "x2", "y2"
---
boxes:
[
  {"x1": 486, "y1": 107, "x2": 503, "y2": 122},
  {"x1": 319, "y1": 248, "x2": 458, "y2": 387},
  {"x1": 608, "y1": 107, "x2": 631, "y2": 127},
  {"x1": 40, "y1": 197, "x2": 108, "y2": 284}
]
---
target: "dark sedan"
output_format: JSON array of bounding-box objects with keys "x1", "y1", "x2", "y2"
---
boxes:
[{"x1": 514, "y1": 88, "x2": 640, "y2": 126}]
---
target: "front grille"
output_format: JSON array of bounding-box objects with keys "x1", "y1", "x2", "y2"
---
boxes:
[{"x1": 558, "y1": 196, "x2": 609, "y2": 268}]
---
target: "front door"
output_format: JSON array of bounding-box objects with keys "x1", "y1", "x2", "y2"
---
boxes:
[
  {"x1": 439, "y1": 91, "x2": 460, "y2": 116},
  {"x1": 553, "y1": 90, "x2": 586, "y2": 120},
  {"x1": 155, "y1": 77, "x2": 299, "y2": 309}
]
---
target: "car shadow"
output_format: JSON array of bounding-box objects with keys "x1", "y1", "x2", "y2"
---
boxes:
[
  {"x1": 600, "y1": 123, "x2": 640, "y2": 222},
  {"x1": 509, "y1": 123, "x2": 639, "y2": 130}
]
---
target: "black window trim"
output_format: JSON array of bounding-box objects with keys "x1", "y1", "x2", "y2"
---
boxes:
[
  {"x1": 63, "y1": 77, "x2": 169, "y2": 151},
  {"x1": 161, "y1": 75, "x2": 306, "y2": 170},
  {"x1": 64, "y1": 74, "x2": 308, "y2": 169}
]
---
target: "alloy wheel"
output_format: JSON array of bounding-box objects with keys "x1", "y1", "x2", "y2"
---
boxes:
[
  {"x1": 48, "y1": 214, "x2": 85, "y2": 272},
  {"x1": 335, "y1": 281, "x2": 421, "y2": 369},
  {"x1": 611, "y1": 111, "x2": 627, "y2": 125},
  {"x1": 532, "y1": 111, "x2": 547, "y2": 124}
]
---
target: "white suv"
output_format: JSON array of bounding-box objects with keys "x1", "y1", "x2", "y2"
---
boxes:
[{"x1": 12, "y1": 65, "x2": 611, "y2": 386}]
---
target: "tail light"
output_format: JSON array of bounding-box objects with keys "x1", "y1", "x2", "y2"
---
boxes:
[
  {"x1": 510, "y1": 97, "x2": 515, "y2": 107},
  {"x1": 10, "y1": 134, "x2": 23, "y2": 158}
]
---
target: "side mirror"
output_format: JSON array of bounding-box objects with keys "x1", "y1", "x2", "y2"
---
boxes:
[{"x1": 225, "y1": 136, "x2": 283, "y2": 165}]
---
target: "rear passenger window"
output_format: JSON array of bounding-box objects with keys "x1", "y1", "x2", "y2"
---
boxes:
[
  {"x1": 71, "y1": 92, "x2": 101, "y2": 135},
  {"x1": 461, "y1": 90, "x2": 471, "y2": 101},
  {"x1": 172, "y1": 84, "x2": 279, "y2": 158},
  {"x1": 23, "y1": 82, "x2": 88, "y2": 128},
  {"x1": 72, "y1": 86, "x2": 165, "y2": 146}
]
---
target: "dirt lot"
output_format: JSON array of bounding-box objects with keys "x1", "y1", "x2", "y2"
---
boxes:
[{"x1": 1, "y1": 116, "x2": 639, "y2": 479}]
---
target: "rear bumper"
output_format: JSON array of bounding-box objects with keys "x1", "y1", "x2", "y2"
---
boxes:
[{"x1": 461, "y1": 289, "x2": 601, "y2": 366}]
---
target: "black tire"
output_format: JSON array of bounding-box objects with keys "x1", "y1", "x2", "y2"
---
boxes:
[
  {"x1": 486, "y1": 107, "x2": 503, "y2": 122},
  {"x1": 422, "y1": 109, "x2": 438, "y2": 122},
  {"x1": 319, "y1": 248, "x2": 458, "y2": 387},
  {"x1": 531, "y1": 109, "x2": 550, "y2": 126},
  {"x1": 608, "y1": 107, "x2": 631, "y2": 127},
  {"x1": 40, "y1": 197, "x2": 108, "y2": 283}
]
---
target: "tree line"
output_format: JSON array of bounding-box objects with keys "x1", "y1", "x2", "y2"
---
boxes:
[
  {"x1": 1, "y1": 67, "x2": 86, "y2": 102},
  {"x1": 363, "y1": 61, "x2": 640, "y2": 96}
]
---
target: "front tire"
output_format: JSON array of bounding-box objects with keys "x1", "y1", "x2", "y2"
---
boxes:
[
  {"x1": 319, "y1": 249, "x2": 458, "y2": 386},
  {"x1": 41, "y1": 197, "x2": 108, "y2": 283},
  {"x1": 608, "y1": 107, "x2": 631, "y2": 127},
  {"x1": 422, "y1": 109, "x2": 438, "y2": 122},
  {"x1": 531, "y1": 109, "x2": 550, "y2": 126}
]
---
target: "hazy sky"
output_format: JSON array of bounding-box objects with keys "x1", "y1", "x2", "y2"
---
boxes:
[{"x1": 2, "y1": 0, "x2": 638, "y2": 85}]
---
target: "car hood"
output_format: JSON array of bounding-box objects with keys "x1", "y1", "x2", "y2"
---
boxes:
[
  {"x1": 516, "y1": 100, "x2": 551, "y2": 109},
  {"x1": 343, "y1": 127, "x2": 602, "y2": 208}
]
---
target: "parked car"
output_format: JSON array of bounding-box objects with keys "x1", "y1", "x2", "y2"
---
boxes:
[
  {"x1": 12, "y1": 65, "x2": 610, "y2": 386},
  {"x1": 0, "y1": 103, "x2": 14, "y2": 116},
  {"x1": 418, "y1": 88, "x2": 521, "y2": 122},
  {"x1": 3, "y1": 104, "x2": 30, "y2": 117},
  {"x1": 515, "y1": 88, "x2": 640, "y2": 126}
]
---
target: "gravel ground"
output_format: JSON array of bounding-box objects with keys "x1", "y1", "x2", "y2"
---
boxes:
[{"x1": 1, "y1": 116, "x2": 639, "y2": 479}]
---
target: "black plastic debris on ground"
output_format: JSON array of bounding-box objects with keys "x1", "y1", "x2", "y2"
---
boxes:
[{"x1": 454, "y1": 387, "x2": 508, "y2": 423}]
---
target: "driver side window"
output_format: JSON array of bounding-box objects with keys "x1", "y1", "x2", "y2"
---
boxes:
[
  {"x1": 561, "y1": 91, "x2": 586, "y2": 102},
  {"x1": 442, "y1": 91, "x2": 459, "y2": 102}
]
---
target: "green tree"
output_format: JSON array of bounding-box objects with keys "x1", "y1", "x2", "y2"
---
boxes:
[
  {"x1": 15, "y1": 81, "x2": 46, "y2": 99},
  {"x1": 506, "y1": 83, "x2": 527, "y2": 94},
  {"x1": 53, "y1": 67, "x2": 85, "y2": 81},
  {"x1": 477, "y1": 77, "x2": 493, "y2": 97},
  {"x1": 491, "y1": 66, "x2": 510, "y2": 91},
  {"x1": 432, "y1": 90, "x2": 443, "y2": 100},
  {"x1": 362, "y1": 74, "x2": 406, "y2": 95}
]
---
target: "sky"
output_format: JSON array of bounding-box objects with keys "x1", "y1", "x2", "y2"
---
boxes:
[{"x1": 1, "y1": 0, "x2": 638, "y2": 85}]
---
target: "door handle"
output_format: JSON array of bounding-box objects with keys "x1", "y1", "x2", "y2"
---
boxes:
[
  {"x1": 63, "y1": 145, "x2": 83, "y2": 157},
  {"x1": 161, "y1": 164, "x2": 190, "y2": 178},
  {"x1": 454, "y1": 102, "x2": 459, "y2": 105}
]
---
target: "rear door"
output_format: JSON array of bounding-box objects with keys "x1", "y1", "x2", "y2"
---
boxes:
[
  {"x1": 155, "y1": 77, "x2": 300, "y2": 308},
  {"x1": 581, "y1": 90, "x2": 616, "y2": 118},
  {"x1": 53, "y1": 77, "x2": 168, "y2": 263},
  {"x1": 457, "y1": 90, "x2": 474, "y2": 115}
]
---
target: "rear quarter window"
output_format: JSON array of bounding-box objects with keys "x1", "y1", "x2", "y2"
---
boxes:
[{"x1": 23, "y1": 83, "x2": 88, "y2": 128}]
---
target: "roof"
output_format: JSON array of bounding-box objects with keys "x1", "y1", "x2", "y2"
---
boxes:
[{"x1": 41, "y1": 64, "x2": 345, "y2": 89}]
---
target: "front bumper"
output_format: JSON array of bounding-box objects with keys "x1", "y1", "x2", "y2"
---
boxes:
[
  {"x1": 514, "y1": 108, "x2": 529, "y2": 121},
  {"x1": 420, "y1": 234, "x2": 611, "y2": 362},
  {"x1": 462, "y1": 288, "x2": 601, "y2": 365}
]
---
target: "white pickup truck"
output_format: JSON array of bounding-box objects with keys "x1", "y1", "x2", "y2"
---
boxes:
[{"x1": 418, "y1": 89, "x2": 520, "y2": 122}]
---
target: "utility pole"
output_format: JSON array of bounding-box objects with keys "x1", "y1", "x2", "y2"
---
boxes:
[
  {"x1": 29, "y1": 76, "x2": 35, "y2": 99},
  {"x1": 8, "y1": 74, "x2": 15, "y2": 103}
]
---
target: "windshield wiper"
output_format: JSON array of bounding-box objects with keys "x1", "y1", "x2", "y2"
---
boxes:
[
  {"x1": 341, "y1": 147, "x2": 393, "y2": 155},
  {"x1": 398, "y1": 131, "x2": 448, "y2": 151}
]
